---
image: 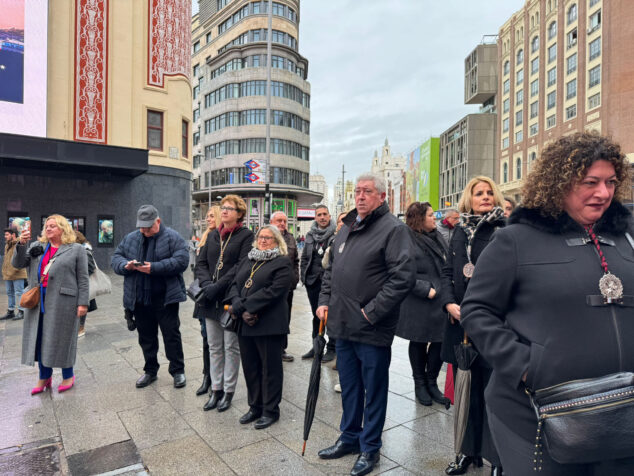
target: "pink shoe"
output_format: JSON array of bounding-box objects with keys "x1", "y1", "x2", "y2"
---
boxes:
[
  {"x1": 31, "y1": 377, "x2": 52, "y2": 395},
  {"x1": 58, "y1": 376, "x2": 75, "y2": 393}
]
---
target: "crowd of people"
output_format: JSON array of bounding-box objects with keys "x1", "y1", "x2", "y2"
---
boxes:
[{"x1": 5, "y1": 131, "x2": 634, "y2": 476}]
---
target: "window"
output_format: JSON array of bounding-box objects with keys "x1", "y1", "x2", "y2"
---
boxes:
[
  {"x1": 547, "y1": 91, "x2": 556, "y2": 109},
  {"x1": 530, "y1": 101, "x2": 539, "y2": 118},
  {"x1": 193, "y1": 132, "x2": 200, "y2": 146},
  {"x1": 193, "y1": 63, "x2": 199, "y2": 78},
  {"x1": 503, "y1": 162, "x2": 508, "y2": 182},
  {"x1": 516, "y1": 158, "x2": 522, "y2": 179},
  {"x1": 502, "y1": 137, "x2": 509, "y2": 149},
  {"x1": 181, "y1": 120, "x2": 188, "y2": 158},
  {"x1": 517, "y1": 49, "x2": 524, "y2": 65},
  {"x1": 531, "y1": 78, "x2": 539, "y2": 97},
  {"x1": 516, "y1": 68, "x2": 524, "y2": 85},
  {"x1": 588, "y1": 92, "x2": 601, "y2": 109},
  {"x1": 516, "y1": 110, "x2": 523, "y2": 126},
  {"x1": 547, "y1": 66, "x2": 557, "y2": 86},
  {"x1": 531, "y1": 35, "x2": 540, "y2": 53},
  {"x1": 147, "y1": 110, "x2": 163, "y2": 150},
  {"x1": 548, "y1": 21, "x2": 557, "y2": 39},
  {"x1": 504, "y1": 79, "x2": 510, "y2": 94},
  {"x1": 193, "y1": 41, "x2": 200, "y2": 53},
  {"x1": 566, "y1": 104, "x2": 577, "y2": 120},
  {"x1": 193, "y1": 85, "x2": 199, "y2": 100},
  {"x1": 516, "y1": 89, "x2": 524, "y2": 105},
  {"x1": 504, "y1": 60, "x2": 510, "y2": 75},
  {"x1": 589, "y1": 37, "x2": 601, "y2": 60},
  {"x1": 589, "y1": 65, "x2": 601, "y2": 87},
  {"x1": 546, "y1": 114, "x2": 556, "y2": 128},
  {"x1": 566, "y1": 79, "x2": 577, "y2": 99},
  {"x1": 567, "y1": 53, "x2": 577, "y2": 74},
  {"x1": 503, "y1": 117, "x2": 509, "y2": 132},
  {"x1": 589, "y1": 10, "x2": 601, "y2": 32},
  {"x1": 206, "y1": 32, "x2": 211, "y2": 43},
  {"x1": 548, "y1": 43, "x2": 557, "y2": 63},
  {"x1": 567, "y1": 28, "x2": 577, "y2": 48},
  {"x1": 590, "y1": 0, "x2": 600, "y2": 6},
  {"x1": 217, "y1": 0, "x2": 229, "y2": 10},
  {"x1": 530, "y1": 123, "x2": 539, "y2": 136},
  {"x1": 193, "y1": 108, "x2": 199, "y2": 122},
  {"x1": 567, "y1": 4, "x2": 578, "y2": 24},
  {"x1": 503, "y1": 98, "x2": 510, "y2": 113},
  {"x1": 516, "y1": 130, "x2": 523, "y2": 143},
  {"x1": 531, "y1": 57, "x2": 539, "y2": 74}
]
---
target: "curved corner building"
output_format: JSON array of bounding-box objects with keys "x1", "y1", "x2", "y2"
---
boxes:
[{"x1": 191, "y1": 0, "x2": 320, "y2": 235}]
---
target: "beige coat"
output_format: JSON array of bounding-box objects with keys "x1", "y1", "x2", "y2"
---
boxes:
[{"x1": 2, "y1": 239, "x2": 27, "y2": 281}]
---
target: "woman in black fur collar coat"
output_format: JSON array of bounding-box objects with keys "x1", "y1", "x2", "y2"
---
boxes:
[{"x1": 461, "y1": 132, "x2": 634, "y2": 475}]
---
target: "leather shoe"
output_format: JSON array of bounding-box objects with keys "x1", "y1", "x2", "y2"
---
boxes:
[
  {"x1": 351, "y1": 451, "x2": 380, "y2": 476},
  {"x1": 239, "y1": 409, "x2": 262, "y2": 424},
  {"x1": 445, "y1": 454, "x2": 483, "y2": 475},
  {"x1": 173, "y1": 373, "x2": 186, "y2": 388},
  {"x1": 253, "y1": 415, "x2": 279, "y2": 430},
  {"x1": 282, "y1": 352, "x2": 295, "y2": 362},
  {"x1": 135, "y1": 373, "x2": 157, "y2": 388},
  {"x1": 204, "y1": 390, "x2": 224, "y2": 411},
  {"x1": 322, "y1": 349, "x2": 336, "y2": 362},
  {"x1": 217, "y1": 392, "x2": 234, "y2": 412},
  {"x1": 318, "y1": 439, "x2": 360, "y2": 459},
  {"x1": 301, "y1": 348, "x2": 315, "y2": 359}
]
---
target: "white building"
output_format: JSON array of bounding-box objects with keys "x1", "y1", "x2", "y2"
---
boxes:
[{"x1": 370, "y1": 138, "x2": 406, "y2": 215}]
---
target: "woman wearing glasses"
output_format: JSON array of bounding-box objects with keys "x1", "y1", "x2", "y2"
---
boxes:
[
  {"x1": 195, "y1": 195, "x2": 253, "y2": 412},
  {"x1": 226, "y1": 225, "x2": 292, "y2": 430}
]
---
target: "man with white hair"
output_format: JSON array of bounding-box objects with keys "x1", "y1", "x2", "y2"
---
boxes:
[
  {"x1": 269, "y1": 211, "x2": 299, "y2": 362},
  {"x1": 316, "y1": 173, "x2": 415, "y2": 476}
]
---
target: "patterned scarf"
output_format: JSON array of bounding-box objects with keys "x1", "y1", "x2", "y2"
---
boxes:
[
  {"x1": 310, "y1": 220, "x2": 336, "y2": 244},
  {"x1": 248, "y1": 247, "x2": 281, "y2": 261},
  {"x1": 459, "y1": 207, "x2": 505, "y2": 243}
]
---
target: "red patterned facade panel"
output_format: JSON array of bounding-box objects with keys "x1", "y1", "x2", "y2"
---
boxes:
[
  {"x1": 148, "y1": 0, "x2": 191, "y2": 88},
  {"x1": 74, "y1": 0, "x2": 108, "y2": 143}
]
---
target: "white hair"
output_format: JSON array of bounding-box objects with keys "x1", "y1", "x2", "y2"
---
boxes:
[
  {"x1": 253, "y1": 225, "x2": 288, "y2": 255},
  {"x1": 270, "y1": 211, "x2": 288, "y2": 222},
  {"x1": 356, "y1": 172, "x2": 386, "y2": 195}
]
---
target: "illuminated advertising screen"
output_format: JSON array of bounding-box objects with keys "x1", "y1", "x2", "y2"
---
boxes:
[{"x1": 0, "y1": 0, "x2": 48, "y2": 137}]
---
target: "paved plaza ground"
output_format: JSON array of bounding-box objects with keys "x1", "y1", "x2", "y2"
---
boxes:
[{"x1": 0, "y1": 270, "x2": 490, "y2": 475}]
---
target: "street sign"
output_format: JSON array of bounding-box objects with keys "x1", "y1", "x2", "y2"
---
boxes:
[
  {"x1": 244, "y1": 159, "x2": 260, "y2": 170},
  {"x1": 245, "y1": 173, "x2": 260, "y2": 183},
  {"x1": 435, "y1": 211, "x2": 442, "y2": 219}
]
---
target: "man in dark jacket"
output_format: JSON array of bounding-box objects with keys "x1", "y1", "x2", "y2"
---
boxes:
[
  {"x1": 112, "y1": 205, "x2": 189, "y2": 389},
  {"x1": 316, "y1": 173, "x2": 415, "y2": 476},
  {"x1": 270, "y1": 211, "x2": 299, "y2": 362},
  {"x1": 300, "y1": 204, "x2": 336, "y2": 361}
]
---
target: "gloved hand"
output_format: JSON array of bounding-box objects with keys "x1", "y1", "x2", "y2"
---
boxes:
[
  {"x1": 242, "y1": 311, "x2": 258, "y2": 326},
  {"x1": 202, "y1": 283, "x2": 219, "y2": 301},
  {"x1": 231, "y1": 298, "x2": 245, "y2": 318}
]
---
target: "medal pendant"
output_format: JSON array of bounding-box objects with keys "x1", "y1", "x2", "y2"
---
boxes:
[
  {"x1": 244, "y1": 278, "x2": 253, "y2": 289},
  {"x1": 599, "y1": 272, "x2": 623, "y2": 301},
  {"x1": 217, "y1": 262, "x2": 223, "y2": 270},
  {"x1": 463, "y1": 262, "x2": 475, "y2": 278},
  {"x1": 318, "y1": 248, "x2": 324, "y2": 256}
]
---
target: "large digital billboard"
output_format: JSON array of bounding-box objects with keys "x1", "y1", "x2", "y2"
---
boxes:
[
  {"x1": 0, "y1": 0, "x2": 48, "y2": 137},
  {"x1": 404, "y1": 137, "x2": 440, "y2": 209}
]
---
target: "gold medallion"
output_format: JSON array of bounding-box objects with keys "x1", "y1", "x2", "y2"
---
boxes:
[
  {"x1": 217, "y1": 261, "x2": 223, "y2": 270},
  {"x1": 244, "y1": 278, "x2": 253, "y2": 289}
]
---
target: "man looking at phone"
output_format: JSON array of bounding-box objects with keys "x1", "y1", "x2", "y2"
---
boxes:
[{"x1": 112, "y1": 205, "x2": 189, "y2": 389}]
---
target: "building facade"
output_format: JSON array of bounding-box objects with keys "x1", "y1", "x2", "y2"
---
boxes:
[
  {"x1": 498, "y1": 0, "x2": 634, "y2": 202},
  {"x1": 1, "y1": 0, "x2": 192, "y2": 267},
  {"x1": 190, "y1": 0, "x2": 319, "y2": 236},
  {"x1": 371, "y1": 139, "x2": 406, "y2": 215}
]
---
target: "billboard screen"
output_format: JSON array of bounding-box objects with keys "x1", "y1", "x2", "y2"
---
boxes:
[
  {"x1": 404, "y1": 138, "x2": 440, "y2": 209},
  {"x1": 0, "y1": 0, "x2": 48, "y2": 137}
]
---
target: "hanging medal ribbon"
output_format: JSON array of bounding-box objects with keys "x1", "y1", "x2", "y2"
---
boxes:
[
  {"x1": 213, "y1": 231, "x2": 234, "y2": 280},
  {"x1": 585, "y1": 225, "x2": 624, "y2": 302},
  {"x1": 244, "y1": 261, "x2": 266, "y2": 289}
]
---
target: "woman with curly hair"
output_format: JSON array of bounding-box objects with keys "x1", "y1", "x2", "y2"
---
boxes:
[{"x1": 461, "y1": 131, "x2": 634, "y2": 475}]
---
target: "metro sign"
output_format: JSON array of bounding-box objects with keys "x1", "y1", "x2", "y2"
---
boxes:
[
  {"x1": 245, "y1": 173, "x2": 260, "y2": 183},
  {"x1": 244, "y1": 159, "x2": 260, "y2": 170}
]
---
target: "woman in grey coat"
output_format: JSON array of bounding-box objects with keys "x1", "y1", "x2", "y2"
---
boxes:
[{"x1": 14, "y1": 215, "x2": 89, "y2": 394}]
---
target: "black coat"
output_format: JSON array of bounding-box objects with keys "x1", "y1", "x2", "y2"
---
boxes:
[
  {"x1": 461, "y1": 203, "x2": 634, "y2": 442},
  {"x1": 439, "y1": 219, "x2": 505, "y2": 365},
  {"x1": 395, "y1": 229, "x2": 448, "y2": 343},
  {"x1": 226, "y1": 255, "x2": 292, "y2": 337},
  {"x1": 300, "y1": 226, "x2": 334, "y2": 285},
  {"x1": 282, "y1": 230, "x2": 299, "y2": 288},
  {"x1": 319, "y1": 202, "x2": 416, "y2": 347},
  {"x1": 194, "y1": 226, "x2": 253, "y2": 320}
]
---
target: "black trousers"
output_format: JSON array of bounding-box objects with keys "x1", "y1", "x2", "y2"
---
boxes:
[
  {"x1": 305, "y1": 279, "x2": 336, "y2": 352},
  {"x1": 134, "y1": 302, "x2": 185, "y2": 376},
  {"x1": 239, "y1": 334, "x2": 284, "y2": 418},
  {"x1": 282, "y1": 290, "x2": 293, "y2": 351},
  {"x1": 408, "y1": 341, "x2": 443, "y2": 380}
]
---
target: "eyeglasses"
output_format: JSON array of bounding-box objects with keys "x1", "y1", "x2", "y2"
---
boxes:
[
  {"x1": 221, "y1": 206, "x2": 237, "y2": 212},
  {"x1": 257, "y1": 236, "x2": 275, "y2": 241}
]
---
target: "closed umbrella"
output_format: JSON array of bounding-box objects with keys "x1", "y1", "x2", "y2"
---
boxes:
[
  {"x1": 453, "y1": 333, "x2": 479, "y2": 454},
  {"x1": 301, "y1": 311, "x2": 328, "y2": 456}
]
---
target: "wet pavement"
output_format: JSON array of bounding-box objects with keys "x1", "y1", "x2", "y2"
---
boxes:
[{"x1": 0, "y1": 270, "x2": 490, "y2": 475}]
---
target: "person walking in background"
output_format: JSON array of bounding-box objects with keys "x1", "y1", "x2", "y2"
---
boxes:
[
  {"x1": 14, "y1": 215, "x2": 89, "y2": 394},
  {"x1": 226, "y1": 225, "x2": 292, "y2": 430},
  {"x1": 396, "y1": 202, "x2": 450, "y2": 407},
  {"x1": 74, "y1": 231, "x2": 97, "y2": 337},
  {"x1": 195, "y1": 195, "x2": 253, "y2": 412},
  {"x1": 192, "y1": 205, "x2": 221, "y2": 397},
  {"x1": 300, "y1": 204, "x2": 336, "y2": 362},
  {"x1": 502, "y1": 197, "x2": 516, "y2": 219},
  {"x1": 316, "y1": 173, "x2": 415, "y2": 476},
  {"x1": 439, "y1": 177, "x2": 505, "y2": 476},
  {"x1": 111, "y1": 205, "x2": 189, "y2": 390},
  {"x1": 2, "y1": 227, "x2": 27, "y2": 321},
  {"x1": 269, "y1": 211, "x2": 299, "y2": 363},
  {"x1": 437, "y1": 209, "x2": 460, "y2": 244},
  {"x1": 461, "y1": 132, "x2": 634, "y2": 475}
]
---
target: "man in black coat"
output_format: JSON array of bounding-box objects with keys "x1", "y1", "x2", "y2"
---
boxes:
[
  {"x1": 300, "y1": 204, "x2": 336, "y2": 361},
  {"x1": 316, "y1": 173, "x2": 415, "y2": 476},
  {"x1": 270, "y1": 211, "x2": 299, "y2": 362}
]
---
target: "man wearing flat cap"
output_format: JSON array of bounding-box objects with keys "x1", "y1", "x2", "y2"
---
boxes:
[{"x1": 112, "y1": 205, "x2": 189, "y2": 389}]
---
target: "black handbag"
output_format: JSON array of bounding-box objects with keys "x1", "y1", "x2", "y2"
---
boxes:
[
  {"x1": 186, "y1": 279, "x2": 204, "y2": 302},
  {"x1": 527, "y1": 372, "x2": 634, "y2": 468},
  {"x1": 219, "y1": 309, "x2": 239, "y2": 333}
]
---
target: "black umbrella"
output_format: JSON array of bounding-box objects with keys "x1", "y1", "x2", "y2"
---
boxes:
[
  {"x1": 453, "y1": 333, "x2": 479, "y2": 454},
  {"x1": 302, "y1": 311, "x2": 328, "y2": 456}
]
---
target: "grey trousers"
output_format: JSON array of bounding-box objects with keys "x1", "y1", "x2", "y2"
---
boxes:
[{"x1": 206, "y1": 318, "x2": 240, "y2": 393}]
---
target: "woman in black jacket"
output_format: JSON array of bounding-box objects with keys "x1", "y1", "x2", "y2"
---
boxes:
[
  {"x1": 226, "y1": 225, "x2": 292, "y2": 430},
  {"x1": 396, "y1": 202, "x2": 449, "y2": 407},
  {"x1": 439, "y1": 176, "x2": 505, "y2": 476},
  {"x1": 461, "y1": 132, "x2": 634, "y2": 475},
  {"x1": 195, "y1": 195, "x2": 253, "y2": 412}
]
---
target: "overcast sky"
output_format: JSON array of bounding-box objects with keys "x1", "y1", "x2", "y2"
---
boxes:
[{"x1": 194, "y1": 1, "x2": 523, "y2": 191}]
